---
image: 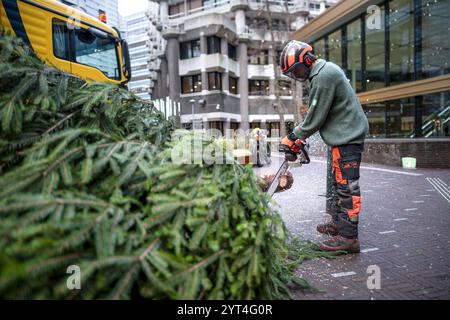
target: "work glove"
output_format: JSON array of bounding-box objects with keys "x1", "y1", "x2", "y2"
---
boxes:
[{"x1": 279, "y1": 133, "x2": 306, "y2": 154}]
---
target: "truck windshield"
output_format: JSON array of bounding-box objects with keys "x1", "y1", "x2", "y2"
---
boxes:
[{"x1": 74, "y1": 27, "x2": 121, "y2": 80}]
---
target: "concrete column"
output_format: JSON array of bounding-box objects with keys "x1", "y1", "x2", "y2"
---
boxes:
[
  {"x1": 222, "y1": 71, "x2": 229, "y2": 92},
  {"x1": 269, "y1": 80, "x2": 276, "y2": 96},
  {"x1": 223, "y1": 119, "x2": 231, "y2": 133},
  {"x1": 160, "y1": 0, "x2": 169, "y2": 22},
  {"x1": 159, "y1": 56, "x2": 169, "y2": 98},
  {"x1": 238, "y1": 40, "x2": 249, "y2": 131},
  {"x1": 320, "y1": 1, "x2": 326, "y2": 13},
  {"x1": 201, "y1": 71, "x2": 208, "y2": 92},
  {"x1": 153, "y1": 74, "x2": 160, "y2": 99},
  {"x1": 200, "y1": 34, "x2": 208, "y2": 54},
  {"x1": 203, "y1": 118, "x2": 209, "y2": 130},
  {"x1": 235, "y1": 9, "x2": 246, "y2": 35},
  {"x1": 165, "y1": 35, "x2": 181, "y2": 102},
  {"x1": 221, "y1": 37, "x2": 228, "y2": 56}
]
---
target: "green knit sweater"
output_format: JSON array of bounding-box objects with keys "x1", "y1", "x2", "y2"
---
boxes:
[{"x1": 293, "y1": 59, "x2": 369, "y2": 146}]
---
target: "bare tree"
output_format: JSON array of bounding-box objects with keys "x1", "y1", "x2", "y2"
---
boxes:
[{"x1": 263, "y1": 0, "x2": 303, "y2": 137}]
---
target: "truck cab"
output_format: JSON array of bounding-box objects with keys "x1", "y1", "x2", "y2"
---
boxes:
[{"x1": 0, "y1": 0, "x2": 131, "y2": 86}]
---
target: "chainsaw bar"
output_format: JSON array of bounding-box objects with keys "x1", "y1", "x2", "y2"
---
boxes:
[{"x1": 266, "y1": 159, "x2": 290, "y2": 197}]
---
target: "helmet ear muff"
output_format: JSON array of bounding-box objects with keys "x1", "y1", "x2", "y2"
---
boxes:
[{"x1": 304, "y1": 52, "x2": 315, "y2": 67}]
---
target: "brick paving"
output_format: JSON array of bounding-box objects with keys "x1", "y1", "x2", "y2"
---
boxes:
[{"x1": 258, "y1": 154, "x2": 450, "y2": 300}]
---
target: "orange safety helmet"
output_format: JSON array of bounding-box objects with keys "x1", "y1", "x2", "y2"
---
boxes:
[{"x1": 280, "y1": 40, "x2": 316, "y2": 82}]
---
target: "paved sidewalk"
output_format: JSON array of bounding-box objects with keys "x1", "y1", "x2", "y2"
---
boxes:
[{"x1": 260, "y1": 154, "x2": 450, "y2": 300}]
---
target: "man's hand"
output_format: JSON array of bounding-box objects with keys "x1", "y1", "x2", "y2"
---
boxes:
[{"x1": 280, "y1": 133, "x2": 306, "y2": 154}]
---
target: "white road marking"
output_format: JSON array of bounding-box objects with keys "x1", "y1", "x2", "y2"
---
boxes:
[
  {"x1": 404, "y1": 208, "x2": 418, "y2": 211},
  {"x1": 297, "y1": 219, "x2": 313, "y2": 223},
  {"x1": 427, "y1": 178, "x2": 450, "y2": 203},
  {"x1": 412, "y1": 200, "x2": 424, "y2": 203},
  {"x1": 420, "y1": 194, "x2": 431, "y2": 197},
  {"x1": 394, "y1": 218, "x2": 409, "y2": 221},
  {"x1": 434, "y1": 178, "x2": 450, "y2": 198},
  {"x1": 379, "y1": 230, "x2": 396, "y2": 234},
  {"x1": 361, "y1": 247, "x2": 379, "y2": 253},
  {"x1": 437, "y1": 178, "x2": 449, "y2": 187},
  {"x1": 331, "y1": 271, "x2": 356, "y2": 278}
]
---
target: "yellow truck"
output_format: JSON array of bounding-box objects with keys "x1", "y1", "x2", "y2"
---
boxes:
[{"x1": 0, "y1": 0, "x2": 131, "y2": 86}]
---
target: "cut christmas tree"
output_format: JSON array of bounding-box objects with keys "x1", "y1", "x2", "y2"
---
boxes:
[{"x1": 0, "y1": 30, "x2": 333, "y2": 300}]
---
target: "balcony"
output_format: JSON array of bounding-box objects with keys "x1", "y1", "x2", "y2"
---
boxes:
[
  {"x1": 247, "y1": 28, "x2": 290, "y2": 43},
  {"x1": 178, "y1": 53, "x2": 239, "y2": 76},
  {"x1": 248, "y1": 64, "x2": 275, "y2": 79},
  {"x1": 167, "y1": 0, "x2": 233, "y2": 20},
  {"x1": 247, "y1": 0, "x2": 309, "y2": 14}
]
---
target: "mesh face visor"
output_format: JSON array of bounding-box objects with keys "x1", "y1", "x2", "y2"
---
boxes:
[{"x1": 283, "y1": 62, "x2": 309, "y2": 82}]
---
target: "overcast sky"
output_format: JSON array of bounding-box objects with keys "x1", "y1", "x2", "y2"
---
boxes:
[{"x1": 118, "y1": 0, "x2": 148, "y2": 17}]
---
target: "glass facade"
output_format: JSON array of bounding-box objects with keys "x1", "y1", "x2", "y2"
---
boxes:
[
  {"x1": 313, "y1": 38, "x2": 326, "y2": 59},
  {"x1": 365, "y1": 4, "x2": 386, "y2": 91},
  {"x1": 328, "y1": 29, "x2": 342, "y2": 66},
  {"x1": 346, "y1": 19, "x2": 363, "y2": 92},
  {"x1": 311, "y1": 0, "x2": 449, "y2": 138},
  {"x1": 387, "y1": 97, "x2": 415, "y2": 137},
  {"x1": 364, "y1": 102, "x2": 386, "y2": 137},
  {"x1": 389, "y1": 0, "x2": 414, "y2": 86},
  {"x1": 421, "y1": 0, "x2": 450, "y2": 78},
  {"x1": 421, "y1": 91, "x2": 450, "y2": 137}
]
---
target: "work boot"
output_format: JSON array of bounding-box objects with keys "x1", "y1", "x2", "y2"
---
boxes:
[
  {"x1": 319, "y1": 235, "x2": 360, "y2": 253},
  {"x1": 316, "y1": 222, "x2": 339, "y2": 236}
]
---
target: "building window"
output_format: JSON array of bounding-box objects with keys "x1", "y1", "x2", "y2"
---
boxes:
[
  {"x1": 248, "y1": 49, "x2": 269, "y2": 65},
  {"x1": 228, "y1": 44, "x2": 237, "y2": 60},
  {"x1": 189, "y1": 0, "x2": 202, "y2": 10},
  {"x1": 363, "y1": 102, "x2": 386, "y2": 138},
  {"x1": 387, "y1": 97, "x2": 415, "y2": 138},
  {"x1": 169, "y1": 3, "x2": 183, "y2": 16},
  {"x1": 207, "y1": 36, "x2": 221, "y2": 54},
  {"x1": 421, "y1": 0, "x2": 450, "y2": 79},
  {"x1": 313, "y1": 38, "x2": 325, "y2": 60},
  {"x1": 209, "y1": 121, "x2": 224, "y2": 133},
  {"x1": 389, "y1": 0, "x2": 414, "y2": 86},
  {"x1": 267, "y1": 122, "x2": 280, "y2": 136},
  {"x1": 346, "y1": 18, "x2": 363, "y2": 92},
  {"x1": 181, "y1": 74, "x2": 202, "y2": 93},
  {"x1": 277, "y1": 80, "x2": 292, "y2": 96},
  {"x1": 249, "y1": 79, "x2": 270, "y2": 96},
  {"x1": 180, "y1": 39, "x2": 201, "y2": 60},
  {"x1": 421, "y1": 90, "x2": 450, "y2": 137},
  {"x1": 229, "y1": 76, "x2": 238, "y2": 94},
  {"x1": 328, "y1": 29, "x2": 342, "y2": 66},
  {"x1": 208, "y1": 72, "x2": 222, "y2": 91},
  {"x1": 365, "y1": 5, "x2": 386, "y2": 91}
]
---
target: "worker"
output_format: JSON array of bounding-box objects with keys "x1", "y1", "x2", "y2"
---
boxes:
[{"x1": 279, "y1": 40, "x2": 369, "y2": 253}]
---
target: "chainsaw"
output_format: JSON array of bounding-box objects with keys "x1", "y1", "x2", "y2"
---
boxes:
[{"x1": 265, "y1": 140, "x2": 311, "y2": 197}]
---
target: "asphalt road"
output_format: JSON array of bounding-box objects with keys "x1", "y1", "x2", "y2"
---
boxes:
[{"x1": 257, "y1": 153, "x2": 450, "y2": 300}]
